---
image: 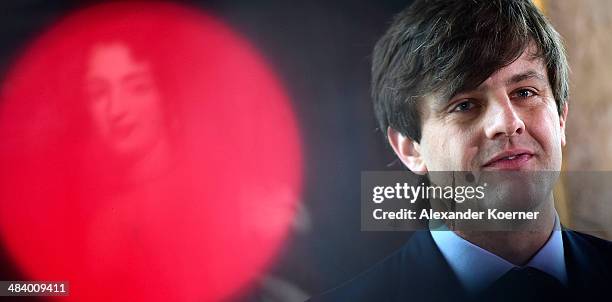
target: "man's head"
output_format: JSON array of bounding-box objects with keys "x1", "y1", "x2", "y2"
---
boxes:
[{"x1": 372, "y1": 0, "x2": 569, "y2": 173}]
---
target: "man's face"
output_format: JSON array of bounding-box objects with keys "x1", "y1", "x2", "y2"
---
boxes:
[
  {"x1": 85, "y1": 43, "x2": 166, "y2": 160},
  {"x1": 414, "y1": 48, "x2": 567, "y2": 173}
]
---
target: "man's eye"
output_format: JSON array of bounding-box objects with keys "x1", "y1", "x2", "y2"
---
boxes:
[
  {"x1": 514, "y1": 89, "x2": 536, "y2": 99},
  {"x1": 451, "y1": 101, "x2": 476, "y2": 112}
]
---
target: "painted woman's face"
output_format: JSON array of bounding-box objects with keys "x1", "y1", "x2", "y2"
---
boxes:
[{"x1": 85, "y1": 43, "x2": 166, "y2": 160}]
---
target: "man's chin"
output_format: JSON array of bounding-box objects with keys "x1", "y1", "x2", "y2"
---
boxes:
[{"x1": 478, "y1": 171, "x2": 557, "y2": 211}]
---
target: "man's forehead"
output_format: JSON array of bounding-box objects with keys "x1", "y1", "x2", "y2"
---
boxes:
[
  {"x1": 484, "y1": 49, "x2": 548, "y2": 85},
  {"x1": 431, "y1": 49, "x2": 549, "y2": 105}
]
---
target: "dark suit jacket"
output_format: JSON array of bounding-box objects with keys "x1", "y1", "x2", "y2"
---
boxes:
[{"x1": 309, "y1": 230, "x2": 612, "y2": 301}]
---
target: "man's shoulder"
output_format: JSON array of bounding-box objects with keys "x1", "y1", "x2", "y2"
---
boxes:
[
  {"x1": 563, "y1": 229, "x2": 612, "y2": 252},
  {"x1": 563, "y1": 229, "x2": 612, "y2": 263},
  {"x1": 562, "y1": 228, "x2": 612, "y2": 296},
  {"x1": 307, "y1": 249, "x2": 402, "y2": 301},
  {"x1": 308, "y1": 231, "x2": 463, "y2": 302}
]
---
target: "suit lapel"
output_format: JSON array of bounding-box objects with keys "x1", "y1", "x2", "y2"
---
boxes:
[
  {"x1": 562, "y1": 230, "x2": 609, "y2": 294},
  {"x1": 396, "y1": 231, "x2": 467, "y2": 301}
]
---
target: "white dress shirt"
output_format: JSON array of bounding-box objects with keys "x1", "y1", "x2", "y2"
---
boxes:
[{"x1": 430, "y1": 214, "x2": 568, "y2": 293}]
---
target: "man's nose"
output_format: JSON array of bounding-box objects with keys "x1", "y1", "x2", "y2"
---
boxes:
[{"x1": 483, "y1": 95, "x2": 525, "y2": 139}]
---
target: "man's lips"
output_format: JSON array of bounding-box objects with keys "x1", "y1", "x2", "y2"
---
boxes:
[{"x1": 482, "y1": 149, "x2": 534, "y2": 170}]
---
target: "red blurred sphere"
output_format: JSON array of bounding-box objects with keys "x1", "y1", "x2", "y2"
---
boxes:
[{"x1": 0, "y1": 2, "x2": 302, "y2": 301}]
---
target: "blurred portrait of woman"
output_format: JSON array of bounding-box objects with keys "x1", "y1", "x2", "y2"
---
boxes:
[{"x1": 0, "y1": 3, "x2": 302, "y2": 301}]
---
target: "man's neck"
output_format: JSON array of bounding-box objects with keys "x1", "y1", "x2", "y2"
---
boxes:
[{"x1": 453, "y1": 202, "x2": 556, "y2": 266}]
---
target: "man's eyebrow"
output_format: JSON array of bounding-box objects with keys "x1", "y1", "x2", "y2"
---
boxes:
[
  {"x1": 506, "y1": 70, "x2": 546, "y2": 86},
  {"x1": 435, "y1": 70, "x2": 548, "y2": 108}
]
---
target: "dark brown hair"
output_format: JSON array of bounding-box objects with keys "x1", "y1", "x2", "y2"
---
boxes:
[{"x1": 372, "y1": 0, "x2": 569, "y2": 142}]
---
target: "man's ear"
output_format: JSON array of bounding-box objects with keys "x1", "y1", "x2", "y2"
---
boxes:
[
  {"x1": 559, "y1": 102, "x2": 568, "y2": 146},
  {"x1": 387, "y1": 127, "x2": 428, "y2": 174}
]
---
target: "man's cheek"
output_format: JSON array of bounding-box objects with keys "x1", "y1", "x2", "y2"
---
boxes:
[{"x1": 533, "y1": 112, "x2": 560, "y2": 147}]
